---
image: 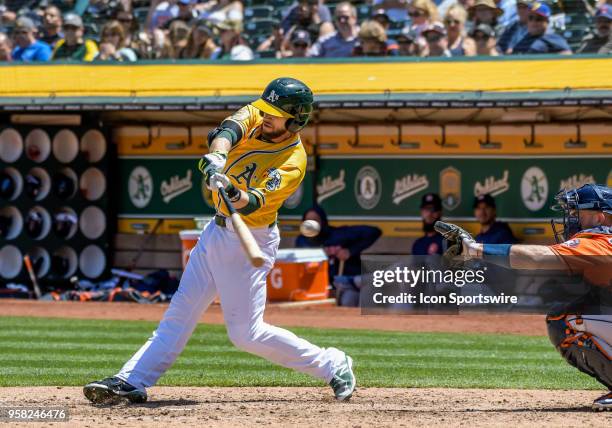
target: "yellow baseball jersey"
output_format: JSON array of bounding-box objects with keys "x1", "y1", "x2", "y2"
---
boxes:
[{"x1": 212, "y1": 104, "x2": 307, "y2": 227}]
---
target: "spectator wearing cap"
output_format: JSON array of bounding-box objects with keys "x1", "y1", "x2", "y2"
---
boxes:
[
  {"x1": 412, "y1": 193, "x2": 444, "y2": 255},
  {"x1": 163, "y1": 0, "x2": 199, "y2": 30},
  {"x1": 408, "y1": 0, "x2": 440, "y2": 37},
  {"x1": 512, "y1": 2, "x2": 571, "y2": 54},
  {"x1": 280, "y1": 1, "x2": 333, "y2": 40},
  {"x1": 160, "y1": 19, "x2": 190, "y2": 58},
  {"x1": 40, "y1": 5, "x2": 63, "y2": 48},
  {"x1": 473, "y1": 194, "x2": 517, "y2": 244},
  {"x1": 577, "y1": 5, "x2": 611, "y2": 54},
  {"x1": 214, "y1": 19, "x2": 254, "y2": 60},
  {"x1": 353, "y1": 20, "x2": 390, "y2": 56},
  {"x1": 179, "y1": 19, "x2": 220, "y2": 59},
  {"x1": 11, "y1": 17, "x2": 51, "y2": 62},
  {"x1": 310, "y1": 2, "x2": 359, "y2": 57},
  {"x1": 468, "y1": 0, "x2": 503, "y2": 31},
  {"x1": 445, "y1": 4, "x2": 476, "y2": 56},
  {"x1": 371, "y1": 8, "x2": 399, "y2": 55},
  {"x1": 471, "y1": 23, "x2": 499, "y2": 55},
  {"x1": 94, "y1": 20, "x2": 137, "y2": 62},
  {"x1": 421, "y1": 21, "x2": 452, "y2": 56},
  {"x1": 283, "y1": 29, "x2": 312, "y2": 57},
  {"x1": 396, "y1": 26, "x2": 420, "y2": 55},
  {"x1": 497, "y1": 0, "x2": 531, "y2": 54},
  {"x1": 52, "y1": 13, "x2": 98, "y2": 61},
  {"x1": 0, "y1": 32, "x2": 12, "y2": 61}
]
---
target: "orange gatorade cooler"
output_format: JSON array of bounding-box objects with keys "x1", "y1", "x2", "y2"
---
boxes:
[
  {"x1": 267, "y1": 248, "x2": 329, "y2": 302},
  {"x1": 179, "y1": 230, "x2": 201, "y2": 269}
]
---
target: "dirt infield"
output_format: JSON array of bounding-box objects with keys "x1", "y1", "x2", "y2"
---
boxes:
[
  {"x1": 0, "y1": 299, "x2": 547, "y2": 335},
  {"x1": 3, "y1": 300, "x2": 608, "y2": 426},
  {"x1": 0, "y1": 387, "x2": 610, "y2": 427}
]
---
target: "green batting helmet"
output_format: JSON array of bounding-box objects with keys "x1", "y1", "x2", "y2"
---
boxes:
[{"x1": 251, "y1": 77, "x2": 314, "y2": 133}]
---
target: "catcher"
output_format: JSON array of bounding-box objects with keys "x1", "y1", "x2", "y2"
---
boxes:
[{"x1": 435, "y1": 183, "x2": 612, "y2": 411}]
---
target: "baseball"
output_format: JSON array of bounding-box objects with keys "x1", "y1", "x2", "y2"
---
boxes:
[{"x1": 300, "y1": 219, "x2": 321, "y2": 237}]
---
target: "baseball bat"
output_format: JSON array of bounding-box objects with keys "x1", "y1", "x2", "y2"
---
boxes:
[
  {"x1": 218, "y1": 187, "x2": 265, "y2": 268},
  {"x1": 23, "y1": 255, "x2": 42, "y2": 299}
]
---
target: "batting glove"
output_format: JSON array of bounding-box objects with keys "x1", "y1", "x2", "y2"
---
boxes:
[
  {"x1": 209, "y1": 173, "x2": 241, "y2": 202},
  {"x1": 198, "y1": 151, "x2": 227, "y2": 186}
]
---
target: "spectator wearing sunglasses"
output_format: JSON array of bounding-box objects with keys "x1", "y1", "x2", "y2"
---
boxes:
[
  {"x1": 310, "y1": 2, "x2": 359, "y2": 57},
  {"x1": 421, "y1": 21, "x2": 452, "y2": 56},
  {"x1": 577, "y1": 5, "x2": 611, "y2": 54},
  {"x1": 470, "y1": 23, "x2": 499, "y2": 55},
  {"x1": 497, "y1": 0, "x2": 531, "y2": 54},
  {"x1": 284, "y1": 28, "x2": 312, "y2": 57},
  {"x1": 396, "y1": 25, "x2": 421, "y2": 55},
  {"x1": 512, "y1": 2, "x2": 571, "y2": 54},
  {"x1": 408, "y1": 0, "x2": 440, "y2": 37},
  {"x1": 11, "y1": 16, "x2": 51, "y2": 62},
  {"x1": 444, "y1": 4, "x2": 476, "y2": 56}
]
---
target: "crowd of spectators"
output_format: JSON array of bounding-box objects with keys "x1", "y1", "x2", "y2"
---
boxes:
[{"x1": 0, "y1": 0, "x2": 610, "y2": 62}]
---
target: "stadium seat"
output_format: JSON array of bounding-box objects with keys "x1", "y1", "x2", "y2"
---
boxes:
[
  {"x1": 245, "y1": 18, "x2": 280, "y2": 35},
  {"x1": 245, "y1": 0, "x2": 271, "y2": 7},
  {"x1": 257, "y1": 49, "x2": 278, "y2": 58},
  {"x1": 245, "y1": 5, "x2": 275, "y2": 20},
  {"x1": 357, "y1": 5, "x2": 372, "y2": 20}
]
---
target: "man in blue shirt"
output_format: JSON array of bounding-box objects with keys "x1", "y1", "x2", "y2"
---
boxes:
[
  {"x1": 473, "y1": 194, "x2": 517, "y2": 244},
  {"x1": 497, "y1": 0, "x2": 531, "y2": 53},
  {"x1": 412, "y1": 193, "x2": 444, "y2": 255},
  {"x1": 512, "y1": 2, "x2": 572, "y2": 54},
  {"x1": 11, "y1": 16, "x2": 51, "y2": 61},
  {"x1": 310, "y1": 2, "x2": 359, "y2": 57}
]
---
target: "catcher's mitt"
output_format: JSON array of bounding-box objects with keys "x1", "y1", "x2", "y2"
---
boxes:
[{"x1": 434, "y1": 221, "x2": 474, "y2": 258}]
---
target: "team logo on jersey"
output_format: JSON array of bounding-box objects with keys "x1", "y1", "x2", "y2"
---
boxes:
[
  {"x1": 559, "y1": 174, "x2": 594, "y2": 191},
  {"x1": 521, "y1": 166, "x2": 548, "y2": 211},
  {"x1": 128, "y1": 166, "x2": 153, "y2": 209},
  {"x1": 562, "y1": 238, "x2": 580, "y2": 248},
  {"x1": 355, "y1": 166, "x2": 381, "y2": 210},
  {"x1": 284, "y1": 183, "x2": 304, "y2": 209},
  {"x1": 474, "y1": 170, "x2": 509, "y2": 197},
  {"x1": 266, "y1": 90, "x2": 279, "y2": 103},
  {"x1": 440, "y1": 167, "x2": 461, "y2": 211},
  {"x1": 230, "y1": 163, "x2": 257, "y2": 188},
  {"x1": 161, "y1": 170, "x2": 193, "y2": 203},
  {"x1": 265, "y1": 168, "x2": 282, "y2": 191},
  {"x1": 392, "y1": 173, "x2": 429, "y2": 205}
]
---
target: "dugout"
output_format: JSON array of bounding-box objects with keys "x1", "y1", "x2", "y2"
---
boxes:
[{"x1": 0, "y1": 55, "x2": 611, "y2": 283}]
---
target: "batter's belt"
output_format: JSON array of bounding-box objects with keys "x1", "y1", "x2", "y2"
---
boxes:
[{"x1": 214, "y1": 215, "x2": 277, "y2": 229}]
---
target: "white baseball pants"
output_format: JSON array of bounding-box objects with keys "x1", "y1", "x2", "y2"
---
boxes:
[{"x1": 116, "y1": 219, "x2": 346, "y2": 389}]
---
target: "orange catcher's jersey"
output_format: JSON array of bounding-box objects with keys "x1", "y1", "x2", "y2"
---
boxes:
[
  {"x1": 549, "y1": 227, "x2": 612, "y2": 287},
  {"x1": 212, "y1": 104, "x2": 307, "y2": 228}
]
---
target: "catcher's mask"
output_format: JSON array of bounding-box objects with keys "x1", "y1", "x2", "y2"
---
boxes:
[{"x1": 550, "y1": 183, "x2": 612, "y2": 243}]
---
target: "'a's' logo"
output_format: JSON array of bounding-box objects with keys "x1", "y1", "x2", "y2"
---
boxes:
[
  {"x1": 230, "y1": 163, "x2": 257, "y2": 188},
  {"x1": 266, "y1": 90, "x2": 279, "y2": 103}
]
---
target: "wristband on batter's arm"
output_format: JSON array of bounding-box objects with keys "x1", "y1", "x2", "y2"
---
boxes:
[{"x1": 482, "y1": 244, "x2": 513, "y2": 268}]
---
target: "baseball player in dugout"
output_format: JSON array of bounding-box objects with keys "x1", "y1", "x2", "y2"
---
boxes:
[
  {"x1": 83, "y1": 77, "x2": 356, "y2": 404},
  {"x1": 436, "y1": 183, "x2": 612, "y2": 410}
]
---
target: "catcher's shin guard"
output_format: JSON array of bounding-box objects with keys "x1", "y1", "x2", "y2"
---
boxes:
[{"x1": 546, "y1": 314, "x2": 612, "y2": 390}]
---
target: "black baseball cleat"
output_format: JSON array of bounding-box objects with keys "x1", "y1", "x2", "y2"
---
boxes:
[
  {"x1": 592, "y1": 391, "x2": 612, "y2": 411},
  {"x1": 83, "y1": 377, "x2": 147, "y2": 404}
]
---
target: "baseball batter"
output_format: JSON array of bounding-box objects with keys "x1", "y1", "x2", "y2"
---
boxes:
[
  {"x1": 83, "y1": 77, "x2": 355, "y2": 404},
  {"x1": 437, "y1": 183, "x2": 612, "y2": 411}
]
